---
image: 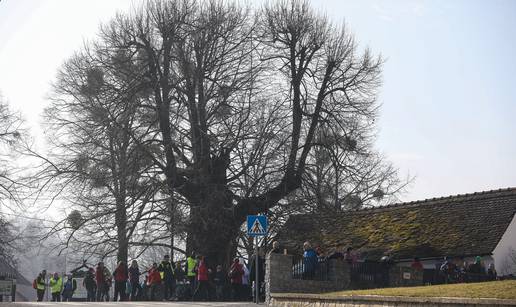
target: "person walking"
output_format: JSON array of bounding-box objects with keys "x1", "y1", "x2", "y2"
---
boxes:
[
  {"x1": 113, "y1": 261, "x2": 129, "y2": 301},
  {"x1": 229, "y1": 258, "x2": 244, "y2": 301},
  {"x1": 186, "y1": 253, "x2": 197, "y2": 295},
  {"x1": 128, "y1": 260, "x2": 141, "y2": 301},
  {"x1": 440, "y1": 256, "x2": 456, "y2": 283},
  {"x1": 34, "y1": 270, "x2": 46, "y2": 302},
  {"x1": 192, "y1": 256, "x2": 210, "y2": 301},
  {"x1": 268, "y1": 241, "x2": 282, "y2": 255},
  {"x1": 302, "y1": 241, "x2": 318, "y2": 279},
  {"x1": 83, "y1": 268, "x2": 96, "y2": 302},
  {"x1": 148, "y1": 263, "x2": 162, "y2": 301},
  {"x1": 174, "y1": 261, "x2": 185, "y2": 283},
  {"x1": 344, "y1": 246, "x2": 358, "y2": 264},
  {"x1": 213, "y1": 265, "x2": 226, "y2": 301},
  {"x1": 95, "y1": 262, "x2": 111, "y2": 302},
  {"x1": 61, "y1": 275, "x2": 77, "y2": 302},
  {"x1": 49, "y1": 272, "x2": 63, "y2": 302},
  {"x1": 158, "y1": 254, "x2": 175, "y2": 300},
  {"x1": 410, "y1": 257, "x2": 424, "y2": 271},
  {"x1": 487, "y1": 263, "x2": 497, "y2": 281},
  {"x1": 141, "y1": 274, "x2": 149, "y2": 301},
  {"x1": 241, "y1": 260, "x2": 250, "y2": 300}
]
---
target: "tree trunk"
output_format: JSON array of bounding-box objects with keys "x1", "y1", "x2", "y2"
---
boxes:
[
  {"x1": 115, "y1": 198, "x2": 128, "y2": 263},
  {"x1": 169, "y1": 199, "x2": 175, "y2": 260},
  {"x1": 186, "y1": 186, "x2": 242, "y2": 269},
  {"x1": 117, "y1": 236, "x2": 128, "y2": 264}
]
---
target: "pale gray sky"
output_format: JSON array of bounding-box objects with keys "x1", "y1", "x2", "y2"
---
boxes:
[{"x1": 1, "y1": 0, "x2": 515, "y2": 202}]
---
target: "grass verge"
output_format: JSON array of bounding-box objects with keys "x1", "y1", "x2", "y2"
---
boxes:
[{"x1": 327, "y1": 280, "x2": 516, "y2": 300}]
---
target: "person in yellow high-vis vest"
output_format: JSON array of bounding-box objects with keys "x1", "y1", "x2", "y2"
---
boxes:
[
  {"x1": 34, "y1": 270, "x2": 46, "y2": 302},
  {"x1": 49, "y1": 272, "x2": 63, "y2": 302},
  {"x1": 186, "y1": 253, "x2": 197, "y2": 295},
  {"x1": 158, "y1": 255, "x2": 175, "y2": 300}
]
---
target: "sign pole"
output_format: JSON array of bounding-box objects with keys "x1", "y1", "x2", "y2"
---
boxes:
[
  {"x1": 255, "y1": 235, "x2": 259, "y2": 304},
  {"x1": 247, "y1": 214, "x2": 267, "y2": 304}
]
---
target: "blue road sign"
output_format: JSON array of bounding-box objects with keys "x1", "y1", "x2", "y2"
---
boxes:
[{"x1": 247, "y1": 215, "x2": 268, "y2": 237}]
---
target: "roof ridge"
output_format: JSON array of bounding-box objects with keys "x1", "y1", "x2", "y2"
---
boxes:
[{"x1": 355, "y1": 186, "x2": 516, "y2": 213}]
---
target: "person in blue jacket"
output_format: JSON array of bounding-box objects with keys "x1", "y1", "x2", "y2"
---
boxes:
[{"x1": 302, "y1": 241, "x2": 318, "y2": 279}]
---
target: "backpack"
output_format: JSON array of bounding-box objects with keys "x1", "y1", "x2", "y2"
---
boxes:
[{"x1": 32, "y1": 279, "x2": 37, "y2": 289}]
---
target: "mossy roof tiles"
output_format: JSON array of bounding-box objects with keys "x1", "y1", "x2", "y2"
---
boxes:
[{"x1": 277, "y1": 187, "x2": 516, "y2": 260}]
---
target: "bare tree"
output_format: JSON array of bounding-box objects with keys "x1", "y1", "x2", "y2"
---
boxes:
[
  {"x1": 297, "y1": 127, "x2": 408, "y2": 211},
  {"x1": 0, "y1": 92, "x2": 26, "y2": 264},
  {"x1": 33, "y1": 47, "x2": 169, "y2": 263},
  {"x1": 45, "y1": 0, "x2": 404, "y2": 266},
  {"x1": 0, "y1": 93, "x2": 24, "y2": 206}
]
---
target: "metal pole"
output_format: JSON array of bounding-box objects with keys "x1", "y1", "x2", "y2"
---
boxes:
[
  {"x1": 45, "y1": 275, "x2": 49, "y2": 302},
  {"x1": 255, "y1": 236, "x2": 259, "y2": 304}
]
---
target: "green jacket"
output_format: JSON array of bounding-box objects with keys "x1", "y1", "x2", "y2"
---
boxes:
[{"x1": 187, "y1": 257, "x2": 197, "y2": 277}]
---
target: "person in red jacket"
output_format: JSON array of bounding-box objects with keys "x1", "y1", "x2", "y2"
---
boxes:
[
  {"x1": 95, "y1": 262, "x2": 111, "y2": 302},
  {"x1": 148, "y1": 263, "x2": 162, "y2": 301},
  {"x1": 229, "y1": 258, "x2": 244, "y2": 301},
  {"x1": 113, "y1": 261, "x2": 128, "y2": 301},
  {"x1": 192, "y1": 256, "x2": 210, "y2": 301}
]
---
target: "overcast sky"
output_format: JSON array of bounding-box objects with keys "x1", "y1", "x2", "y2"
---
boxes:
[{"x1": 1, "y1": 0, "x2": 515, "y2": 203}]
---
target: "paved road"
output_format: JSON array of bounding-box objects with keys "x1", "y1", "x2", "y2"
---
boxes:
[{"x1": 1, "y1": 302, "x2": 259, "y2": 307}]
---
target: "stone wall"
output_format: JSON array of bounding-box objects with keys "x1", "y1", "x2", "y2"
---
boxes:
[
  {"x1": 266, "y1": 254, "x2": 425, "y2": 305},
  {"x1": 270, "y1": 293, "x2": 516, "y2": 307},
  {"x1": 265, "y1": 253, "x2": 350, "y2": 304}
]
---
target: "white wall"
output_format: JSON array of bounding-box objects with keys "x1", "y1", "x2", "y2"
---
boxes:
[{"x1": 493, "y1": 213, "x2": 516, "y2": 276}]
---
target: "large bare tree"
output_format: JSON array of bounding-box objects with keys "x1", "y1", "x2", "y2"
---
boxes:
[{"x1": 45, "y1": 0, "x2": 401, "y2": 266}]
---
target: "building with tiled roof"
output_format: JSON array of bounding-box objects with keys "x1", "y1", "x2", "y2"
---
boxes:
[{"x1": 276, "y1": 187, "x2": 516, "y2": 275}]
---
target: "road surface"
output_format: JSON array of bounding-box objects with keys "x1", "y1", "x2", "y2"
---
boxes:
[{"x1": 2, "y1": 302, "x2": 259, "y2": 307}]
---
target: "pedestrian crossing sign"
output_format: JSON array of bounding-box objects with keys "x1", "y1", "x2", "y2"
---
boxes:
[{"x1": 247, "y1": 215, "x2": 268, "y2": 236}]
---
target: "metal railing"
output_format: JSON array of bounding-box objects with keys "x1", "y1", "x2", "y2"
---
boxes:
[
  {"x1": 423, "y1": 269, "x2": 496, "y2": 285},
  {"x1": 291, "y1": 257, "x2": 330, "y2": 281},
  {"x1": 349, "y1": 261, "x2": 391, "y2": 288}
]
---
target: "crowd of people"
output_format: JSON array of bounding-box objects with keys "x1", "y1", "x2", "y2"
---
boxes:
[
  {"x1": 32, "y1": 241, "x2": 501, "y2": 302},
  {"x1": 33, "y1": 250, "x2": 267, "y2": 303},
  {"x1": 298, "y1": 241, "x2": 499, "y2": 285},
  {"x1": 434, "y1": 255, "x2": 498, "y2": 283}
]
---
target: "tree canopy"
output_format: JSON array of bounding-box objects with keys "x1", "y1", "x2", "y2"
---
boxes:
[{"x1": 38, "y1": 0, "x2": 405, "y2": 266}]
